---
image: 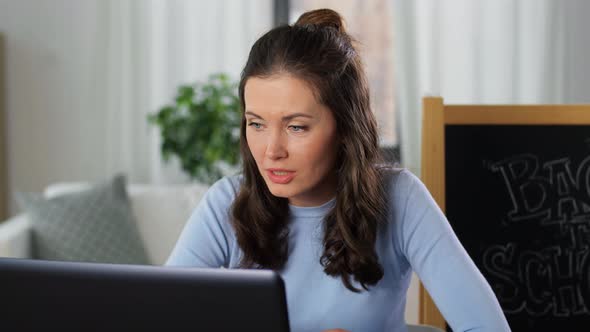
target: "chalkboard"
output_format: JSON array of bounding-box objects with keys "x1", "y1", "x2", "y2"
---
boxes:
[
  {"x1": 420, "y1": 97, "x2": 590, "y2": 331},
  {"x1": 446, "y1": 125, "x2": 590, "y2": 331}
]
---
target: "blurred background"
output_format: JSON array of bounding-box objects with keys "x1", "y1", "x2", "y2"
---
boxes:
[{"x1": 2, "y1": 0, "x2": 590, "y2": 216}]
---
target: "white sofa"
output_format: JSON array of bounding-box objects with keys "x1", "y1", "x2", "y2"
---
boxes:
[{"x1": 0, "y1": 181, "x2": 210, "y2": 265}]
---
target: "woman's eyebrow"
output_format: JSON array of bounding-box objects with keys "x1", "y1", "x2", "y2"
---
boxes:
[
  {"x1": 245, "y1": 111, "x2": 263, "y2": 119},
  {"x1": 245, "y1": 111, "x2": 313, "y2": 121},
  {"x1": 282, "y1": 113, "x2": 314, "y2": 121}
]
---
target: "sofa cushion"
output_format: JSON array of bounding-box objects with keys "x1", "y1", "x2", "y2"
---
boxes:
[
  {"x1": 127, "y1": 184, "x2": 209, "y2": 265},
  {"x1": 15, "y1": 174, "x2": 150, "y2": 265},
  {"x1": 43, "y1": 181, "x2": 210, "y2": 265}
]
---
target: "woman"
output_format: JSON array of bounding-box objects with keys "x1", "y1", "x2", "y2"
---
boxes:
[{"x1": 167, "y1": 8, "x2": 510, "y2": 332}]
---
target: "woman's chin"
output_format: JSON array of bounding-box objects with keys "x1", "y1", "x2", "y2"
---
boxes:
[
  {"x1": 266, "y1": 186, "x2": 292, "y2": 199},
  {"x1": 264, "y1": 181, "x2": 295, "y2": 199}
]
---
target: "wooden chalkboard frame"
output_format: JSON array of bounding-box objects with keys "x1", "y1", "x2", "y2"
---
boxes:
[{"x1": 419, "y1": 96, "x2": 590, "y2": 329}]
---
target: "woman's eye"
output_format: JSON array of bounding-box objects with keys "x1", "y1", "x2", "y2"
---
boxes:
[
  {"x1": 248, "y1": 122, "x2": 262, "y2": 129},
  {"x1": 289, "y1": 125, "x2": 306, "y2": 132}
]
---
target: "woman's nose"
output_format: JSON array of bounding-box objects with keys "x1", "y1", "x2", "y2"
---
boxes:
[{"x1": 265, "y1": 130, "x2": 288, "y2": 160}]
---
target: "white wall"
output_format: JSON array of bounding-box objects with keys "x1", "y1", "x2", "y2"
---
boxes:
[
  {"x1": 0, "y1": 0, "x2": 107, "y2": 198},
  {"x1": 0, "y1": 0, "x2": 272, "y2": 214}
]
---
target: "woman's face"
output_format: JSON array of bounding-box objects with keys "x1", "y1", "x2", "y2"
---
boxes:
[{"x1": 244, "y1": 74, "x2": 339, "y2": 207}]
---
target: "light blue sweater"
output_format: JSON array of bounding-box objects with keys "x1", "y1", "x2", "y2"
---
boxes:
[{"x1": 166, "y1": 169, "x2": 510, "y2": 332}]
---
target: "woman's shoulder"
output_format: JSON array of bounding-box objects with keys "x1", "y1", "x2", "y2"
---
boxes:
[
  {"x1": 188, "y1": 174, "x2": 243, "y2": 239},
  {"x1": 379, "y1": 167, "x2": 435, "y2": 215},
  {"x1": 380, "y1": 167, "x2": 422, "y2": 196},
  {"x1": 203, "y1": 174, "x2": 243, "y2": 204}
]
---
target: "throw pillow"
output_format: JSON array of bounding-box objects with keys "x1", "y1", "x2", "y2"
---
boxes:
[{"x1": 16, "y1": 174, "x2": 150, "y2": 265}]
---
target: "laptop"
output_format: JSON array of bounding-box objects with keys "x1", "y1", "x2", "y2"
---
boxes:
[{"x1": 0, "y1": 257, "x2": 290, "y2": 332}]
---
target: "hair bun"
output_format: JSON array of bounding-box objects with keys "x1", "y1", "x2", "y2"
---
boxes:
[{"x1": 294, "y1": 8, "x2": 346, "y2": 33}]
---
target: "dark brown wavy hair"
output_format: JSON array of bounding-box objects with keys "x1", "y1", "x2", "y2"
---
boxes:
[{"x1": 231, "y1": 8, "x2": 389, "y2": 292}]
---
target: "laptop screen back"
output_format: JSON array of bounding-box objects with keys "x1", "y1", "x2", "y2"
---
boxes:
[{"x1": 0, "y1": 258, "x2": 290, "y2": 332}]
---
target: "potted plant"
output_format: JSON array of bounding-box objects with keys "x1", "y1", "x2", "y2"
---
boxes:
[{"x1": 147, "y1": 73, "x2": 241, "y2": 184}]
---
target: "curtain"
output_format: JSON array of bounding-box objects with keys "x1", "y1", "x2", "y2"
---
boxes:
[
  {"x1": 392, "y1": 0, "x2": 590, "y2": 176},
  {"x1": 88, "y1": 0, "x2": 272, "y2": 184}
]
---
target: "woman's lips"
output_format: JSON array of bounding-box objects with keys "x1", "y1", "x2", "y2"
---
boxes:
[{"x1": 266, "y1": 169, "x2": 296, "y2": 184}]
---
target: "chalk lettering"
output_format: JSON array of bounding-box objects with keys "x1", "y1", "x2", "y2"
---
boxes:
[
  {"x1": 491, "y1": 155, "x2": 552, "y2": 222},
  {"x1": 491, "y1": 154, "x2": 590, "y2": 225},
  {"x1": 482, "y1": 244, "x2": 590, "y2": 317}
]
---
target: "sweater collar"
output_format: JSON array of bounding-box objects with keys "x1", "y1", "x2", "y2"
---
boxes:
[{"x1": 288, "y1": 197, "x2": 336, "y2": 218}]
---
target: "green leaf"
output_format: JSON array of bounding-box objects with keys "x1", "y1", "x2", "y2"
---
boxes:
[{"x1": 147, "y1": 72, "x2": 242, "y2": 183}]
